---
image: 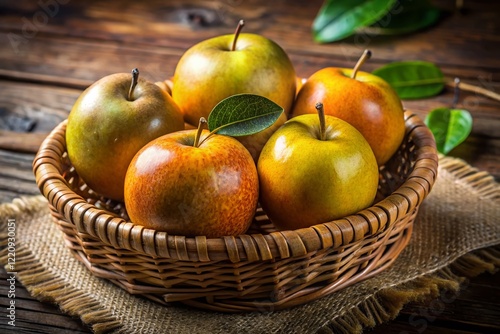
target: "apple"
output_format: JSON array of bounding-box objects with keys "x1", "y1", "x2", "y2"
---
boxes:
[
  {"x1": 66, "y1": 68, "x2": 185, "y2": 201},
  {"x1": 291, "y1": 50, "x2": 405, "y2": 166},
  {"x1": 257, "y1": 103, "x2": 379, "y2": 231},
  {"x1": 124, "y1": 120, "x2": 259, "y2": 237},
  {"x1": 155, "y1": 79, "x2": 173, "y2": 95},
  {"x1": 171, "y1": 20, "x2": 297, "y2": 161}
]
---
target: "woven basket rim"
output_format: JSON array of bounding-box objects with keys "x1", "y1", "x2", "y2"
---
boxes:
[{"x1": 33, "y1": 111, "x2": 438, "y2": 263}]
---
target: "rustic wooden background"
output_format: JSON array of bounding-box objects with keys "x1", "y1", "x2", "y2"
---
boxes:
[{"x1": 0, "y1": 0, "x2": 499, "y2": 333}]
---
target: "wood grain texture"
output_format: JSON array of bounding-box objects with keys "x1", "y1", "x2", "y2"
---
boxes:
[
  {"x1": 0, "y1": 0, "x2": 499, "y2": 332},
  {"x1": 1, "y1": 0, "x2": 499, "y2": 70},
  {"x1": 0, "y1": 267, "x2": 89, "y2": 333}
]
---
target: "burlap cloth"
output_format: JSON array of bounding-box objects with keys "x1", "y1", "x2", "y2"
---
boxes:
[{"x1": 1, "y1": 155, "x2": 499, "y2": 333}]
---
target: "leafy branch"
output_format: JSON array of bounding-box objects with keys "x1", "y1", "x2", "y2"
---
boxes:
[
  {"x1": 371, "y1": 60, "x2": 499, "y2": 155},
  {"x1": 445, "y1": 81, "x2": 500, "y2": 102}
]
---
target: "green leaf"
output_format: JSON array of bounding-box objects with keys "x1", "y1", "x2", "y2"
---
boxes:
[
  {"x1": 361, "y1": 0, "x2": 441, "y2": 35},
  {"x1": 207, "y1": 94, "x2": 284, "y2": 137},
  {"x1": 312, "y1": 0, "x2": 397, "y2": 43},
  {"x1": 425, "y1": 108, "x2": 473, "y2": 155},
  {"x1": 372, "y1": 61, "x2": 445, "y2": 99}
]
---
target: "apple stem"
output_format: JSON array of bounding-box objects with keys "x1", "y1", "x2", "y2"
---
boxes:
[
  {"x1": 193, "y1": 117, "x2": 207, "y2": 148},
  {"x1": 315, "y1": 102, "x2": 327, "y2": 141},
  {"x1": 452, "y1": 77, "x2": 461, "y2": 108},
  {"x1": 231, "y1": 19, "x2": 245, "y2": 51},
  {"x1": 351, "y1": 50, "x2": 372, "y2": 80},
  {"x1": 128, "y1": 68, "x2": 139, "y2": 101}
]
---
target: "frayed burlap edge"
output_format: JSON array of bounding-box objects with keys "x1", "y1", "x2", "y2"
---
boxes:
[
  {"x1": 0, "y1": 197, "x2": 121, "y2": 333},
  {"x1": 1, "y1": 155, "x2": 499, "y2": 334},
  {"x1": 8, "y1": 245, "x2": 122, "y2": 333},
  {"x1": 318, "y1": 246, "x2": 500, "y2": 334},
  {"x1": 319, "y1": 155, "x2": 500, "y2": 333}
]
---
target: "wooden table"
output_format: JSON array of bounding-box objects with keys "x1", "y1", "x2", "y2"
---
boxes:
[{"x1": 1, "y1": 0, "x2": 499, "y2": 332}]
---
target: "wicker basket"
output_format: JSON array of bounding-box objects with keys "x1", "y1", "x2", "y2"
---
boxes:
[{"x1": 32, "y1": 111, "x2": 438, "y2": 312}]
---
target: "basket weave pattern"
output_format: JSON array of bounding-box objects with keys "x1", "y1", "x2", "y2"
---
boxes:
[{"x1": 33, "y1": 111, "x2": 438, "y2": 312}]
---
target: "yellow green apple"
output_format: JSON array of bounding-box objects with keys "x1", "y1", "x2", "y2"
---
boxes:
[
  {"x1": 258, "y1": 103, "x2": 379, "y2": 230},
  {"x1": 172, "y1": 20, "x2": 297, "y2": 161},
  {"x1": 66, "y1": 69, "x2": 185, "y2": 201}
]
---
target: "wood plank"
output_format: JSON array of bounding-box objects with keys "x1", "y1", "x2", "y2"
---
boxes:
[
  {"x1": 0, "y1": 268, "x2": 90, "y2": 333},
  {"x1": 0, "y1": 150, "x2": 38, "y2": 202},
  {"x1": 0, "y1": 80, "x2": 77, "y2": 132},
  {"x1": 399, "y1": 297, "x2": 500, "y2": 331},
  {"x1": 1, "y1": 32, "x2": 499, "y2": 117},
  {"x1": 1, "y1": 0, "x2": 499, "y2": 71},
  {"x1": 370, "y1": 319, "x2": 489, "y2": 334},
  {"x1": 0, "y1": 79, "x2": 90, "y2": 210},
  {"x1": 0, "y1": 34, "x2": 184, "y2": 89},
  {"x1": 0, "y1": 131, "x2": 51, "y2": 153},
  {"x1": 368, "y1": 321, "x2": 484, "y2": 334},
  {"x1": 369, "y1": 271, "x2": 500, "y2": 334},
  {"x1": 1, "y1": 32, "x2": 500, "y2": 91}
]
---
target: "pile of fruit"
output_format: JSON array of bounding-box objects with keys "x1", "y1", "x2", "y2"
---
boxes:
[{"x1": 65, "y1": 21, "x2": 406, "y2": 238}]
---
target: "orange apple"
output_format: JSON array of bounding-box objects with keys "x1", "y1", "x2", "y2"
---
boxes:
[
  {"x1": 124, "y1": 126, "x2": 259, "y2": 237},
  {"x1": 291, "y1": 50, "x2": 405, "y2": 166}
]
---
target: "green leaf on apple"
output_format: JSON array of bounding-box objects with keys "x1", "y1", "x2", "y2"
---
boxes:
[
  {"x1": 312, "y1": 0, "x2": 397, "y2": 43},
  {"x1": 372, "y1": 61, "x2": 445, "y2": 99},
  {"x1": 207, "y1": 94, "x2": 284, "y2": 137},
  {"x1": 360, "y1": 0, "x2": 441, "y2": 36},
  {"x1": 424, "y1": 108, "x2": 472, "y2": 155}
]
